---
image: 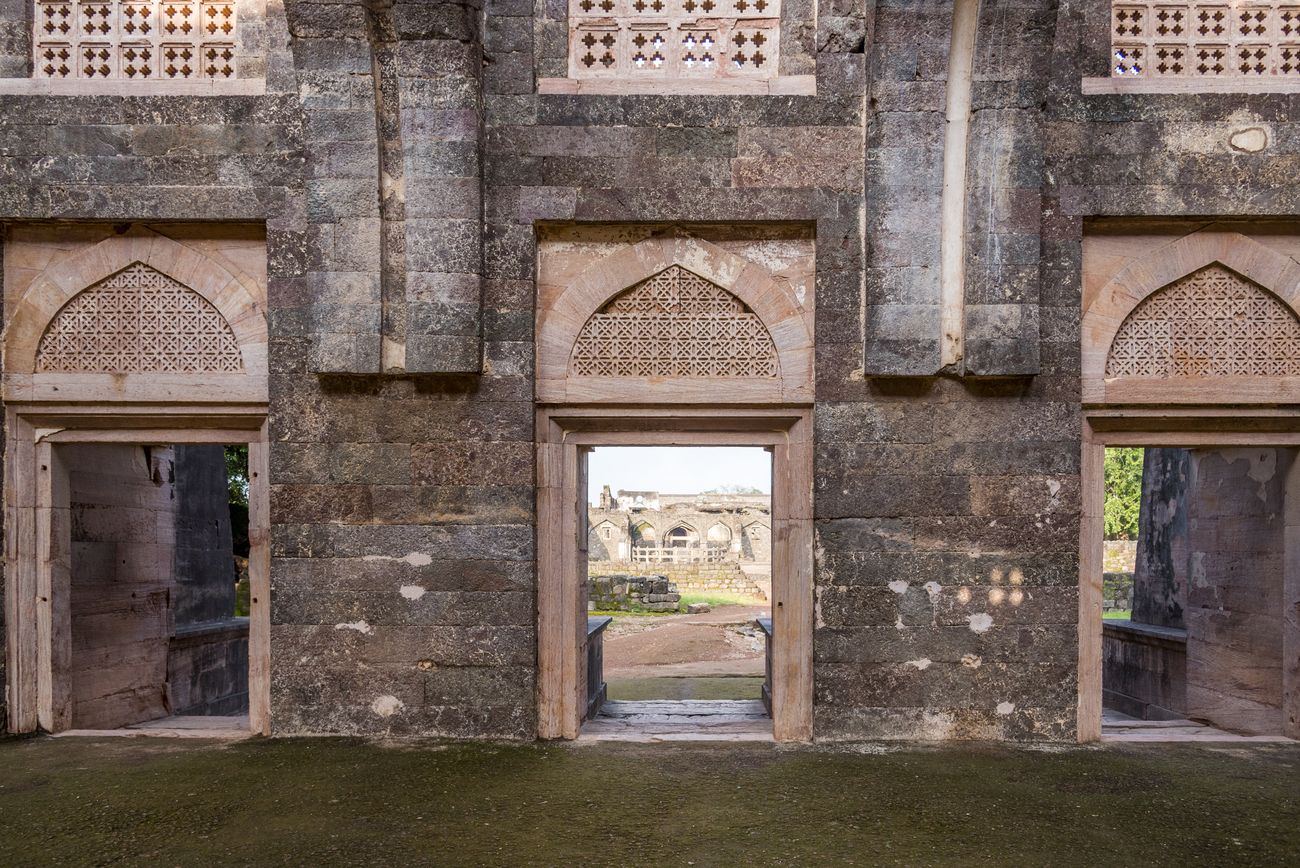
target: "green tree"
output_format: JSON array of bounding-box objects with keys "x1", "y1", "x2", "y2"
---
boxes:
[
  {"x1": 1104, "y1": 447, "x2": 1144, "y2": 540},
  {"x1": 225, "y1": 445, "x2": 249, "y2": 505}
]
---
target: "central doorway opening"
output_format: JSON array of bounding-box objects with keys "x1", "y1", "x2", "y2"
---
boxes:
[
  {"x1": 582, "y1": 446, "x2": 773, "y2": 738},
  {"x1": 1089, "y1": 442, "x2": 1300, "y2": 743},
  {"x1": 585, "y1": 446, "x2": 774, "y2": 738}
]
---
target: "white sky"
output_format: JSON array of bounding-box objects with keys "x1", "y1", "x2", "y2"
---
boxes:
[{"x1": 587, "y1": 446, "x2": 771, "y2": 505}]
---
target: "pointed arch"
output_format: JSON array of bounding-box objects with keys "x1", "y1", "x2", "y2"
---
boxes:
[
  {"x1": 4, "y1": 231, "x2": 266, "y2": 378},
  {"x1": 36, "y1": 262, "x2": 245, "y2": 374},
  {"x1": 536, "y1": 236, "x2": 813, "y2": 403},
  {"x1": 1082, "y1": 230, "x2": 1300, "y2": 405},
  {"x1": 570, "y1": 265, "x2": 779, "y2": 379}
]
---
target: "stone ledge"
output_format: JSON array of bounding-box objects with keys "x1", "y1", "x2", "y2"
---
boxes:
[
  {"x1": 0, "y1": 78, "x2": 267, "y2": 96},
  {"x1": 1103, "y1": 619, "x2": 1187, "y2": 648},
  {"x1": 1082, "y1": 76, "x2": 1300, "y2": 95},
  {"x1": 537, "y1": 75, "x2": 815, "y2": 96}
]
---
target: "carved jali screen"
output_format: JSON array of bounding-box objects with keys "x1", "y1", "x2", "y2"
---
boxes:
[
  {"x1": 571, "y1": 265, "x2": 778, "y2": 378},
  {"x1": 1106, "y1": 264, "x2": 1300, "y2": 378},
  {"x1": 36, "y1": 262, "x2": 243, "y2": 373}
]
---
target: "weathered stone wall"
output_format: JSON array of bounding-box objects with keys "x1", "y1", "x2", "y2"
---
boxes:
[
  {"x1": 588, "y1": 575, "x2": 680, "y2": 613},
  {"x1": 1102, "y1": 620, "x2": 1186, "y2": 721},
  {"x1": 588, "y1": 561, "x2": 763, "y2": 596},
  {"x1": 4, "y1": 0, "x2": 1300, "y2": 742},
  {"x1": 1183, "y1": 449, "x2": 1295, "y2": 736},
  {"x1": 816, "y1": 0, "x2": 1077, "y2": 742},
  {"x1": 1101, "y1": 573, "x2": 1131, "y2": 613}
]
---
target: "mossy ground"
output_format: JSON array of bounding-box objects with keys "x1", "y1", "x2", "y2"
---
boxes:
[
  {"x1": 1, "y1": 735, "x2": 1298, "y2": 866},
  {"x1": 606, "y1": 674, "x2": 765, "y2": 700}
]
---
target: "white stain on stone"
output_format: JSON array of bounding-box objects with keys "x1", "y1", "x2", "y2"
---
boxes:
[
  {"x1": 399, "y1": 585, "x2": 427, "y2": 600},
  {"x1": 1229, "y1": 126, "x2": 1268, "y2": 153},
  {"x1": 961, "y1": 653, "x2": 982, "y2": 669},
  {"x1": 371, "y1": 695, "x2": 404, "y2": 717},
  {"x1": 895, "y1": 616, "x2": 906, "y2": 631},
  {"x1": 1047, "y1": 479, "x2": 1061, "y2": 498},
  {"x1": 363, "y1": 552, "x2": 433, "y2": 567},
  {"x1": 996, "y1": 701, "x2": 1015, "y2": 716},
  {"x1": 906, "y1": 658, "x2": 932, "y2": 670},
  {"x1": 923, "y1": 581, "x2": 942, "y2": 601},
  {"x1": 887, "y1": 580, "x2": 909, "y2": 594},
  {"x1": 967, "y1": 613, "x2": 993, "y2": 633},
  {"x1": 335, "y1": 620, "x2": 372, "y2": 634}
]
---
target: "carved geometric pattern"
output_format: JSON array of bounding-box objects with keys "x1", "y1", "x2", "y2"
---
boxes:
[
  {"x1": 34, "y1": 2, "x2": 236, "y2": 80},
  {"x1": 1111, "y1": 2, "x2": 1300, "y2": 78},
  {"x1": 571, "y1": 265, "x2": 777, "y2": 378},
  {"x1": 1106, "y1": 264, "x2": 1300, "y2": 378},
  {"x1": 569, "y1": 0, "x2": 779, "y2": 79},
  {"x1": 36, "y1": 263, "x2": 243, "y2": 373}
]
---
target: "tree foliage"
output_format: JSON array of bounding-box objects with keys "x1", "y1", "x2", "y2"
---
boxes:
[
  {"x1": 225, "y1": 445, "x2": 249, "y2": 506},
  {"x1": 1104, "y1": 447, "x2": 1144, "y2": 540}
]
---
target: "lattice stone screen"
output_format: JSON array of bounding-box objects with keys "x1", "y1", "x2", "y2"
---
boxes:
[
  {"x1": 569, "y1": 0, "x2": 781, "y2": 80},
  {"x1": 1106, "y1": 264, "x2": 1300, "y2": 377},
  {"x1": 1110, "y1": 2, "x2": 1300, "y2": 78},
  {"x1": 34, "y1": 1, "x2": 237, "y2": 81},
  {"x1": 571, "y1": 265, "x2": 778, "y2": 378},
  {"x1": 36, "y1": 263, "x2": 244, "y2": 373}
]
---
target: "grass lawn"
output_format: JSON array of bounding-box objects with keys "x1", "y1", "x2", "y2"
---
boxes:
[
  {"x1": 1, "y1": 736, "x2": 1298, "y2": 865},
  {"x1": 1104, "y1": 610, "x2": 1133, "y2": 620},
  {"x1": 678, "y1": 591, "x2": 768, "y2": 608},
  {"x1": 591, "y1": 591, "x2": 767, "y2": 617}
]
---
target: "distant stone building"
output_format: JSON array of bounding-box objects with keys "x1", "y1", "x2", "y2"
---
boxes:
[{"x1": 588, "y1": 486, "x2": 771, "y2": 565}]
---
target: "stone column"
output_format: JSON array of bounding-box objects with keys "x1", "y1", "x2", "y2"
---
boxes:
[
  {"x1": 1183, "y1": 448, "x2": 1296, "y2": 735},
  {"x1": 1132, "y1": 448, "x2": 1190, "y2": 629}
]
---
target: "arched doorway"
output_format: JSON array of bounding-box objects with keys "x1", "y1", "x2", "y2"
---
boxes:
[
  {"x1": 2, "y1": 228, "x2": 271, "y2": 736},
  {"x1": 536, "y1": 231, "x2": 815, "y2": 742},
  {"x1": 1079, "y1": 227, "x2": 1300, "y2": 743}
]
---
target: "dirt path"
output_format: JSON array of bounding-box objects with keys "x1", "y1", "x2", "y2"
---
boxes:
[{"x1": 603, "y1": 604, "x2": 768, "y2": 678}]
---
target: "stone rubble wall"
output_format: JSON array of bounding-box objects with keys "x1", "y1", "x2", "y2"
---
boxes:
[
  {"x1": 1102, "y1": 573, "x2": 1132, "y2": 613},
  {"x1": 3, "y1": 0, "x2": 1300, "y2": 743},
  {"x1": 1102, "y1": 541, "x2": 1136, "y2": 574},
  {"x1": 589, "y1": 560, "x2": 764, "y2": 597},
  {"x1": 587, "y1": 575, "x2": 681, "y2": 613}
]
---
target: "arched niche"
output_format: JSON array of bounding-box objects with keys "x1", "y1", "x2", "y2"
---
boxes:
[
  {"x1": 1082, "y1": 230, "x2": 1300, "y2": 406},
  {"x1": 536, "y1": 236, "x2": 814, "y2": 404},
  {"x1": 3, "y1": 231, "x2": 267, "y2": 404},
  {"x1": 706, "y1": 522, "x2": 733, "y2": 544}
]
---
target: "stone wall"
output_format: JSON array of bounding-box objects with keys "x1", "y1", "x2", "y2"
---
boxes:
[
  {"x1": 1102, "y1": 541, "x2": 1136, "y2": 573},
  {"x1": 588, "y1": 561, "x2": 763, "y2": 597},
  {"x1": 587, "y1": 575, "x2": 681, "y2": 613},
  {"x1": 1183, "y1": 449, "x2": 1295, "y2": 736},
  {"x1": 3, "y1": 0, "x2": 1300, "y2": 742},
  {"x1": 1102, "y1": 573, "x2": 1132, "y2": 613},
  {"x1": 1102, "y1": 621, "x2": 1187, "y2": 721}
]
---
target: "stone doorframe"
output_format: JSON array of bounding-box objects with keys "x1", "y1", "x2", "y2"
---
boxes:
[
  {"x1": 3, "y1": 405, "x2": 272, "y2": 735},
  {"x1": 536, "y1": 407, "x2": 814, "y2": 742},
  {"x1": 1077, "y1": 411, "x2": 1300, "y2": 742},
  {"x1": 1077, "y1": 228, "x2": 1300, "y2": 741}
]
